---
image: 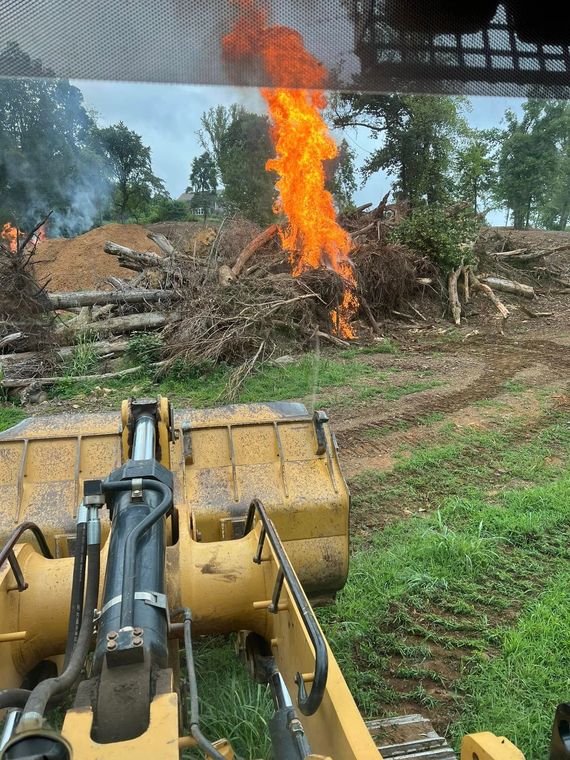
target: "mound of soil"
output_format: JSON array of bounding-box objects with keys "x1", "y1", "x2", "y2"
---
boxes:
[{"x1": 34, "y1": 224, "x2": 161, "y2": 292}]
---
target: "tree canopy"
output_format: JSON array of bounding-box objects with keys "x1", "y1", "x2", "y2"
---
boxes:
[
  {"x1": 97, "y1": 121, "x2": 165, "y2": 222},
  {"x1": 199, "y1": 105, "x2": 276, "y2": 224},
  {"x1": 0, "y1": 42, "x2": 110, "y2": 234}
]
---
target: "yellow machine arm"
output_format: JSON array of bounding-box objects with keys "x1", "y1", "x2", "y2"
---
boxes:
[{"x1": 0, "y1": 397, "x2": 529, "y2": 758}]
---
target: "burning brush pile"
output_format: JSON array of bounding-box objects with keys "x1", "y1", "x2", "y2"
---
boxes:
[{"x1": 0, "y1": 218, "x2": 56, "y2": 362}]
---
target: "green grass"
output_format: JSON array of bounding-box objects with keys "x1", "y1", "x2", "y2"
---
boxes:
[
  {"x1": 63, "y1": 334, "x2": 101, "y2": 377},
  {"x1": 341, "y1": 338, "x2": 399, "y2": 358},
  {"x1": 49, "y1": 352, "x2": 392, "y2": 409},
  {"x1": 351, "y1": 414, "x2": 570, "y2": 521},
  {"x1": 0, "y1": 406, "x2": 26, "y2": 431},
  {"x1": 453, "y1": 571, "x2": 570, "y2": 759},
  {"x1": 318, "y1": 407, "x2": 570, "y2": 753},
  {"x1": 185, "y1": 637, "x2": 273, "y2": 760}
]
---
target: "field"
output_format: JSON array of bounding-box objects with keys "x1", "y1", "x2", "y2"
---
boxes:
[{"x1": 1, "y1": 315, "x2": 569, "y2": 759}]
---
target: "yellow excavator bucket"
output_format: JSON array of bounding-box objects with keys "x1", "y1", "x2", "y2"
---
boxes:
[{"x1": 0, "y1": 401, "x2": 349, "y2": 596}]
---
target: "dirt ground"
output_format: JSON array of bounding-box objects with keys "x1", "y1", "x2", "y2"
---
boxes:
[
  {"x1": 336, "y1": 323, "x2": 570, "y2": 479},
  {"x1": 34, "y1": 224, "x2": 161, "y2": 291}
]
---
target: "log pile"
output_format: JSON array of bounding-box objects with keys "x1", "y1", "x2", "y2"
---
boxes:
[{"x1": 2, "y1": 205, "x2": 569, "y2": 396}]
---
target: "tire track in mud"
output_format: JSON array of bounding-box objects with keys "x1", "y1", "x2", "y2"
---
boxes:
[{"x1": 335, "y1": 337, "x2": 569, "y2": 472}]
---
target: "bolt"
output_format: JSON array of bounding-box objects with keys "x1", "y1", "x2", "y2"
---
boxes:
[
  {"x1": 107, "y1": 631, "x2": 118, "y2": 641},
  {"x1": 133, "y1": 627, "x2": 143, "y2": 636},
  {"x1": 107, "y1": 640, "x2": 117, "y2": 651},
  {"x1": 132, "y1": 637, "x2": 143, "y2": 647}
]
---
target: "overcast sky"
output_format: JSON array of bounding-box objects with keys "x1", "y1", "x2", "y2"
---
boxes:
[{"x1": 75, "y1": 80, "x2": 524, "y2": 224}]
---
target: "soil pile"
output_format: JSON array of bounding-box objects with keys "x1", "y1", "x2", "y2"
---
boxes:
[{"x1": 35, "y1": 224, "x2": 161, "y2": 291}]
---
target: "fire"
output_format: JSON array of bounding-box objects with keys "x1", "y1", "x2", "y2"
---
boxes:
[
  {"x1": 1, "y1": 223, "x2": 18, "y2": 253},
  {"x1": 223, "y1": 0, "x2": 358, "y2": 338}
]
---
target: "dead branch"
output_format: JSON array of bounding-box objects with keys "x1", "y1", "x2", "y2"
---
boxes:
[
  {"x1": 104, "y1": 242, "x2": 165, "y2": 271},
  {"x1": 470, "y1": 271, "x2": 510, "y2": 319},
  {"x1": 371, "y1": 191, "x2": 390, "y2": 219},
  {"x1": 314, "y1": 330, "x2": 350, "y2": 347},
  {"x1": 519, "y1": 306, "x2": 555, "y2": 318},
  {"x1": 0, "y1": 332, "x2": 24, "y2": 350},
  {"x1": 448, "y1": 267, "x2": 462, "y2": 325},
  {"x1": 146, "y1": 231, "x2": 176, "y2": 257},
  {"x1": 360, "y1": 295, "x2": 381, "y2": 334},
  {"x1": 351, "y1": 222, "x2": 376, "y2": 238},
  {"x1": 1, "y1": 364, "x2": 144, "y2": 388},
  {"x1": 231, "y1": 224, "x2": 278, "y2": 278}
]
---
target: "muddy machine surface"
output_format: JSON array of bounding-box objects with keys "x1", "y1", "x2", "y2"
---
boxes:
[{"x1": 0, "y1": 398, "x2": 542, "y2": 758}]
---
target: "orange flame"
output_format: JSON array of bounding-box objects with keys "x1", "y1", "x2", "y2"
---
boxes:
[
  {"x1": 223, "y1": 0, "x2": 358, "y2": 338},
  {"x1": 1, "y1": 223, "x2": 18, "y2": 253}
]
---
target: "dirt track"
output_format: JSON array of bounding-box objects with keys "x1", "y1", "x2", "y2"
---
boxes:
[{"x1": 336, "y1": 323, "x2": 570, "y2": 477}]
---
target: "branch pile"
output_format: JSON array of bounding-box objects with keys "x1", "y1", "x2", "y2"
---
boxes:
[{"x1": 0, "y1": 218, "x2": 57, "y2": 365}]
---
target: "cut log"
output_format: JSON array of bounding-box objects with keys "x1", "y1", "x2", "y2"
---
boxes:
[
  {"x1": 60, "y1": 312, "x2": 171, "y2": 337},
  {"x1": 490, "y1": 247, "x2": 528, "y2": 258},
  {"x1": 231, "y1": 224, "x2": 278, "y2": 277},
  {"x1": 480, "y1": 276, "x2": 535, "y2": 299},
  {"x1": 104, "y1": 242, "x2": 165, "y2": 271},
  {"x1": 47, "y1": 289, "x2": 175, "y2": 310},
  {"x1": 448, "y1": 267, "x2": 462, "y2": 325},
  {"x1": 470, "y1": 271, "x2": 510, "y2": 319}
]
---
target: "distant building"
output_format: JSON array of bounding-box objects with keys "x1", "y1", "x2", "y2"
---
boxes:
[{"x1": 177, "y1": 190, "x2": 223, "y2": 217}]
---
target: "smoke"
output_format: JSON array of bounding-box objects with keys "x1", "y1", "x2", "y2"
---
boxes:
[
  {"x1": 1, "y1": 149, "x2": 112, "y2": 238},
  {"x1": 47, "y1": 172, "x2": 112, "y2": 238}
]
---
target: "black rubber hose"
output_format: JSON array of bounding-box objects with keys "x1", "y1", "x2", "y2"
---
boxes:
[
  {"x1": 0, "y1": 690, "x2": 67, "y2": 712},
  {"x1": 64, "y1": 520, "x2": 87, "y2": 668},
  {"x1": 182, "y1": 610, "x2": 225, "y2": 760},
  {"x1": 18, "y1": 542, "x2": 100, "y2": 729},
  {"x1": 102, "y1": 479, "x2": 171, "y2": 629}
]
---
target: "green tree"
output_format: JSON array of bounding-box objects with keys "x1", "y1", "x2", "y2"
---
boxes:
[
  {"x1": 494, "y1": 100, "x2": 567, "y2": 229},
  {"x1": 0, "y1": 42, "x2": 110, "y2": 234},
  {"x1": 199, "y1": 106, "x2": 275, "y2": 224},
  {"x1": 189, "y1": 151, "x2": 218, "y2": 194},
  {"x1": 97, "y1": 121, "x2": 164, "y2": 221},
  {"x1": 455, "y1": 129, "x2": 497, "y2": 215},
  {"x1": 332, "y1": 93, "x2": 466, "y2": 206},
  {"x1": 535, "y1": 104, "x2": 570, "y2": 230}
]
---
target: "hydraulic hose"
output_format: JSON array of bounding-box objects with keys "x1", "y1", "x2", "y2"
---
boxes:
[
  {"x1": 17, "y1": 541, "x2": 101, "y2": 732},
  {"x1": 64, "y1": 509, "x2": 88, "y2": 667},
  {"x1": 182, "y1": 609, "x2": 226, "y2": 760},
  {"x1": 102, "y1": 479, "x2": 172, "y2": 629}
]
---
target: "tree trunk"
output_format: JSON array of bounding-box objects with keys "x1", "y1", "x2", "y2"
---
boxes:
[
  {"x1": 47, "y1": 289, "x2": 175, "y2": 310},
  {"x1": 480, "y1": 276, "x2": 535, "y2": 299},
  {"x1": 448, "y1": 267, "x2": 462, "y2": 325},
  {"x1": 60, "y1": 312, "x2": 171, "y2": 336},
  {"x1": 231, "y1": 224, "x2": 278, "y2": 277}
]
